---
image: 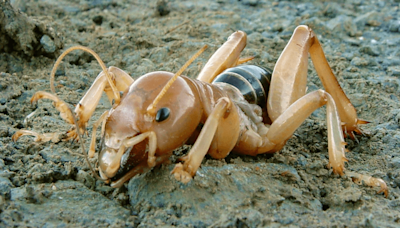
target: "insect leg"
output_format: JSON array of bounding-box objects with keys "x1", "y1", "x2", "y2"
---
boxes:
[
  {"x1": 309, "y1": 30, "x2": 368, "y2": 138},
  {"x1": 197, "y1": 31, "x2": 247, "y2": 83},
  {"x1": 267, "y1": 25, "x2": 366, "y2": 139},
  {"x1": 347, "y1": 171, "x2": 388, "y2": 198},
  {"x1": 240, "y1": 90, "x2": 347, "y2": 173},
  {"x1": 238, "y1": 89, "x2": 387, "y2": 196},
  {"x1": 88, "y1": 110, "x2": 109, "y2": 158},
  {"x1": 14, "y1": 67, "x2": 133, "y2": 143},
  {"x1": 74, "y1": 66, "x2": 134, "y2": 132},
  {"x1": 267, "y1": 25, "x2": 311, "y2": 123},
  {"x1": 12, "y1": 129, "x2": 61, "y2": 143},
  {"x1": 171, "y1": 97, "x2": 231, "y2": 183}
]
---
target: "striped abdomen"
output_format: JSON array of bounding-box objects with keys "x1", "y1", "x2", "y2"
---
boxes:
[{"x1": 212, "y1": 65, "x2": 272, "y2": 122}]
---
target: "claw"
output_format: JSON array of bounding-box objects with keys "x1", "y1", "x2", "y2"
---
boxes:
[
  {"x1": 31, "y1": 91, "x2": 75, "y2": 125},
  {"x1": 64, "y1": 128, "x2": 79, "y2": 141},
  {"x1": 171, "y1": 162, "x2": 193, "y2": 184},
  {"x1": 343, "y1": 119, "x2": 370, "y2": 140},
  {"x1": 347, "y1": 171, "x2": 388, "y2": 198},
  {"x1": 327, "y1": 156, "x2": 348, "y2": 176}
]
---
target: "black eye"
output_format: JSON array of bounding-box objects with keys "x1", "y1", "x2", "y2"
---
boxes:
[{"x1": 156, "y1": 107, "x2": 170, "y2": 122}]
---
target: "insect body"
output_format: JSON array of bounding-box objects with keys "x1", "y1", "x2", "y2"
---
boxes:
[
  {"x1": 13, "y1": 25, "x2": 388, "y2": 197},
  {"x1": 101, "y1": 65, "x2": 268, "y2": 185}
]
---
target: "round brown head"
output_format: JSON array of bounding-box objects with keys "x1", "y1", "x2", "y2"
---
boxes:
[{"x1": 98, "y1": 71, "x2": 202, "y2": 186}]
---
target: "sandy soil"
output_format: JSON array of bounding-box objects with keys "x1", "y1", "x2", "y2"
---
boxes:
[{"x1": 1, "y1": 0, "x2": 400, "y2": 227}]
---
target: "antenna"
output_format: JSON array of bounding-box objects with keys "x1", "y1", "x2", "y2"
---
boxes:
[
  {"x1": 50, "y1": 46, "x2": 121, "y2": 105},
  {"x1": 147, "y1": 45, "x2": 208, "y2": 116}
]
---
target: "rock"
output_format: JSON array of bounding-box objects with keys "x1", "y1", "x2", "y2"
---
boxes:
[
  {"x1": 351, "y1": 57, "x2": 369, "y2": 66},
  {"x1": 92, "y1": 15, "x2": 103, "y2": 25},
  {"x1": 387, "y1": 66, "x2": 400, "y2": 76},
  {"x1": 354, "y1": 11, "x2": 380, "y2": 27},
  {"x1": 390, "y1": 157, "x2": 400, "y2": 169},
  {"x1": 76, "y1": 170, "x2": 96, "y2": 189},
  {"x1": 241, "y1": 0, "x2": 260, "y2": 6},
  {"x1": 156, "y1": 0, "x2": 170, "y2": 16},
  {"x1": 128, "y1": 163, "x2": 301, "y2": 226},
  {"x1": 6, "y1": 181, "x2": 132, "y2": 227},
  {"x1": 388, "y1": 20, "x2": 400, "y2": 33},
  {"x1": 40, "y1": 35, "x2": 56, "y2": 54},
  {"x1": 0, "y1": 0, "x2": 62, "y2": 56},
  {"x1": 326, "y1": 15, "x2": 358, "y2": 37},
  {"x1": 0, "y1": 177, "x2": 13, "y2": 198},
  {"x1": 359, "y1": 45, "x2": 380, "y2": 56}
]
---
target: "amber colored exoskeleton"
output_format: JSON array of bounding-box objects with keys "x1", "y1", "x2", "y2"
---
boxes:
[{"x1": 13, "y1": 25, "x2": 388, "y2": 197}]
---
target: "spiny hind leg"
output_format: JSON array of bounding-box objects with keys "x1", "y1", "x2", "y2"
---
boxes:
[
  {"x1": 307, "y1": 25, "x2": 368, "y2": 138},
  {"x1": 196, "y1": 31, "x2": 251, "y2": 83},
  {"x1": 237, "y1": 90, "x2": 348, "y2": 176},
  {"x1": 268, "y1": 25, "x2": 368, "y2": 139},
  {"x1": 236, "y1": 90, "x2": 387, "y2": 196}
]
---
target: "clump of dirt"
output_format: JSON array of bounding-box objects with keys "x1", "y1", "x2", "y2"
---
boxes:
[{"x1": 0, "y1": 0, "x2": 63, "y2": 57}]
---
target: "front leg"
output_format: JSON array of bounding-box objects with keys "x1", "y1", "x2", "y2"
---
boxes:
[
  {"x1": 171, "y1": 97, "x2": 231, "y2": 183},
  {"x1": 49, "y1": 46, "x2": 134, "y2": 133},
  {"x1": 13, "y1": 91, "x2": 77, "y2": 142},
  {"x1": 13, "y1": 47, "x2": 134, "y2": 143},
  {"x1": 74, "y1": 66, "x2": 134, "y2": 132},
  {"x1": 13, "y1": 66, "x2": 133, "y2": 142}
]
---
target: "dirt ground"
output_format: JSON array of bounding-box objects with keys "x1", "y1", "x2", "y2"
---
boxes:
[{"x1": 1, "y1": 0, "x2": 400, "y2": 227}]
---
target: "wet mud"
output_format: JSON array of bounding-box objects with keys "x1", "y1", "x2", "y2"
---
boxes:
[{"x1": 1, "y1": 0, "x2": 400, "y2": 227}]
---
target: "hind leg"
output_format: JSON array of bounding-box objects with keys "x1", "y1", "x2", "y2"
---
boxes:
[
  {"x1": 237, "y1": 90, "x2": 346, "y2": 175},
  {"x1": 267, "y1": 25, "x2": 367, "y2": 139}
]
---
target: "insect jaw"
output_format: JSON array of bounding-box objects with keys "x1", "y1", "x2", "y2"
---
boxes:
[{"x1": 98, "y1": 131, "x2": 157, "y2": 185}]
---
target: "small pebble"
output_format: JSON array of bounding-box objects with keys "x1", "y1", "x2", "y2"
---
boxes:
[
  {"x1": 390, "y1": 157, "x2": 400, "y2": 168},
  {"x1": 241, "y1": 0, "x2": 259, "y2": 6},
  {"x1": 387, "y1": 66, "x2": 400, "y2": 76},
  {"x1": 0, "y1": 98, "x2": 7, "y2": 105},
  {"x1": 359, "y1": 46, "x2": 380, "y2": 56},
  {"x1": 351, "y1": 56, "x2": 369, "y2": 66},
  {"x1": 92, "y1": 15, "x2": 103, "y2": 25},
  {"x1": 156, "y1": 0, "x2": 170, "y2": 16},
  {"x1": 40, "y1": 35, "x2": 56, "y2": 53},
  {"x1": 388, "y1": 20, "x2": 400, "y2": 33}
]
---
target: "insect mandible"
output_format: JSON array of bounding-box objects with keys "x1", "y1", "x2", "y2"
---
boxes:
[{"x1": 13, "y1": 25, "x2": 388, "y2": 197}]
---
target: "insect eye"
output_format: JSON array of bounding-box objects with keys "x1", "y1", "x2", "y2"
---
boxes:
[{"x1": 155, "y1": 107, "x2": 170, "y2": 122}]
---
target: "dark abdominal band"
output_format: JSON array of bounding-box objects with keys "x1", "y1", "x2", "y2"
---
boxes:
[{"x1": 211, "y1": 65, "x2": 272, "y2": 112}]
